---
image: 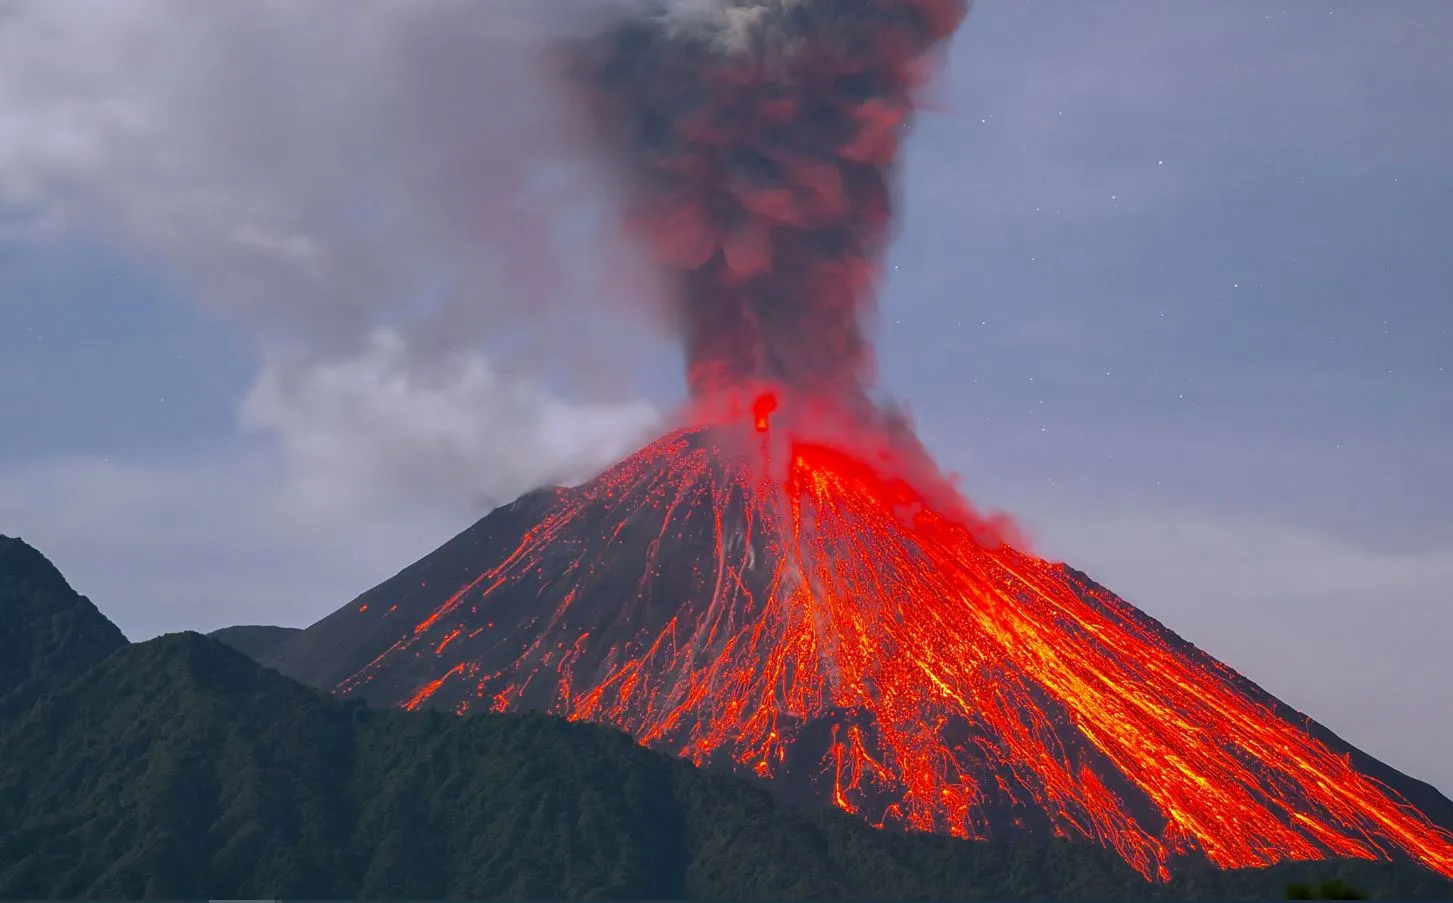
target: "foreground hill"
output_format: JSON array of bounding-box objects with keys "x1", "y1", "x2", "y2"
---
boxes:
[
  {"x1": 0, "y1": 535, "x2": 127, "y2": 714},
  {"x1": 3, "y1": 535, "x2": 1451, "y2": 899}
]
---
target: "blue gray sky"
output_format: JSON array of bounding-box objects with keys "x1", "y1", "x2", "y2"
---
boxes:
[{"x1": 2, "y1": 1, "x2": 1450, "y2": 796}]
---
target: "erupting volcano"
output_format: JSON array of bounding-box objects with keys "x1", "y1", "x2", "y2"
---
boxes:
[{"x1": 263, "y1": 0, "x2": 1453, "y2": 885}]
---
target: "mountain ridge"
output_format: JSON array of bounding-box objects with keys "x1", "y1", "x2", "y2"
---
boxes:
[
  {"x1": 209, "y1": 624, "x2": 302, "y2": 662},
  {"x1": 3, "y1": 533, "x2": 1452, "y2": 898},
  {"x1": 0, "y1": 533, "x2": 129, "y2": 713}
]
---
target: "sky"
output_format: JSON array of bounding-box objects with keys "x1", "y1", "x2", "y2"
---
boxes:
[{"x1": 1, "y1": 0, "x2": 1450, "y2": 797}]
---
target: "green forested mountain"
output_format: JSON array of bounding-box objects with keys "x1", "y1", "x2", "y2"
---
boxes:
[
  {"x1": 0, "y1": 535, "x2": 127, "y2": 715},
  {"x1": 1, "y1": 535, "x2": 1449, "y2": 900}
]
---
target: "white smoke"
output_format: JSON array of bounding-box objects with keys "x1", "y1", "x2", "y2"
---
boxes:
[
  {"x1": 241, "y1": 330, "x2": 658, "y2": 516},
  {"x1": 0, "y1": 0, "x2": 666, "y2": 514}
]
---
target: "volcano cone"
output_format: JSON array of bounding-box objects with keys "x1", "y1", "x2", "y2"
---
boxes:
[
  {"x1": 267, "y1": 407, "x2": 1453, "y2": 882},
  {"x1": 260, "y1": 0, "x2": 1453, "y2": 883}
]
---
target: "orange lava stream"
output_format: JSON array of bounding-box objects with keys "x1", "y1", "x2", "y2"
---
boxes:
[{"x1": 345, "y1": 407, "x2": 1453, "y2": 882}]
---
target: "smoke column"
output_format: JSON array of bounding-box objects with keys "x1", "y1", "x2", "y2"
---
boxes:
[{"x1": 568, "y1": 0, "x2": 970, "y2": 400}]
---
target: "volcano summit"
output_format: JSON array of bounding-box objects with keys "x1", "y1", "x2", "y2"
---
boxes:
[{"x1": 257, "y1": 0, "x2": 1453, "y2": 886}]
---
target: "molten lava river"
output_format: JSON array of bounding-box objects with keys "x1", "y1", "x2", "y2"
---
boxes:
[{"x1": 340, "y1": 395, "x2": 1453, "y2": 882}]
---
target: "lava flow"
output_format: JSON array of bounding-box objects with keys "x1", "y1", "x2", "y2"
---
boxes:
[{"x1": 319, "y1": 390, "x2": 1453, "y2": 882}]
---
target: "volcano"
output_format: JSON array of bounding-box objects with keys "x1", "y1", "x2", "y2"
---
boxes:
[
  {"x1": 262, "y1": 395, "x2": 1453, "y2": 884},
  {"x1": 252, "y1": 0, "x2": 1452, "y2": 884}
]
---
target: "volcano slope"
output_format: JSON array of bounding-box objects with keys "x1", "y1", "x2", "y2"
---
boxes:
[{"x1": 261, "y1": 415, "x2": 1453, "y2": 884}]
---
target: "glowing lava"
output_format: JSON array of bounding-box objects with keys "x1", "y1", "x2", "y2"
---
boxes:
[
  {"x1": 333, "y1": 395, "x2": 1453, "y2": 883},
  {"x1": 753, "y1": 391, "x2": 779, "y2": 433}
]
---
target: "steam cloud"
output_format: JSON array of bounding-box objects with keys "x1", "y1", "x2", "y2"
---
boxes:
[{"x1": 569, "y1": 0, "x2": 971, "y2": 399}]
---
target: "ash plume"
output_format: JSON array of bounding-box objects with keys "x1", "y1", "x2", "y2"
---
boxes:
[{"x1": 568, "y1": 0, "x2": 971, "y2": 399}]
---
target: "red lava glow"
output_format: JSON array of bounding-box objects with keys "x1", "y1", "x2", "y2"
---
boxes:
[
  {"x1": 343, "y1": 395, "x2": 1453, "y2": 882},
  {"x1": 753, "y1": 391, "x2": 779, "y2": 433}
]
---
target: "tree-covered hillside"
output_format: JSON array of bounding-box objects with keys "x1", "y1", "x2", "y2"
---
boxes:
[{"x1": 1, "y1": 535, "x2": 1449, "y2": 900}]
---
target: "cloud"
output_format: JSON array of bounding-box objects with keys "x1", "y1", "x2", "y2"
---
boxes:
[
  {"x1": 0, "y1": 0, "x2": 666, "y2": 340},
  {"x1": 240, "y1": 329, "x2": 659, "y2": 518},
  {"x1": 0, "y1": 351, "x2": 655, "y2": 642},
  {"x1": 0, "y1": 0, "x2": 675, "y2": 523}
]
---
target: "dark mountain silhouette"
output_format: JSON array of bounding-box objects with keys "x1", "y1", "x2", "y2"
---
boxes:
[
  {"x1": 0, "y1": 534, "x2": 127, "y2": 715},
  {"x1": 5, "y1": 536, "x2": 1452, "y2": 899},
  {"x1": 209, "y1": 624, "x2": 301, "y2": 661},
  {"x1": 248, "y1": 429, "x2": 1453, "y2": 883}
]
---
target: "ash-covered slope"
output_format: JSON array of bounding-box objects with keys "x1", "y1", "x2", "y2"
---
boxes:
[{"x1": 263, "y1": 425, "x2": 1453, "y2": 883}]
